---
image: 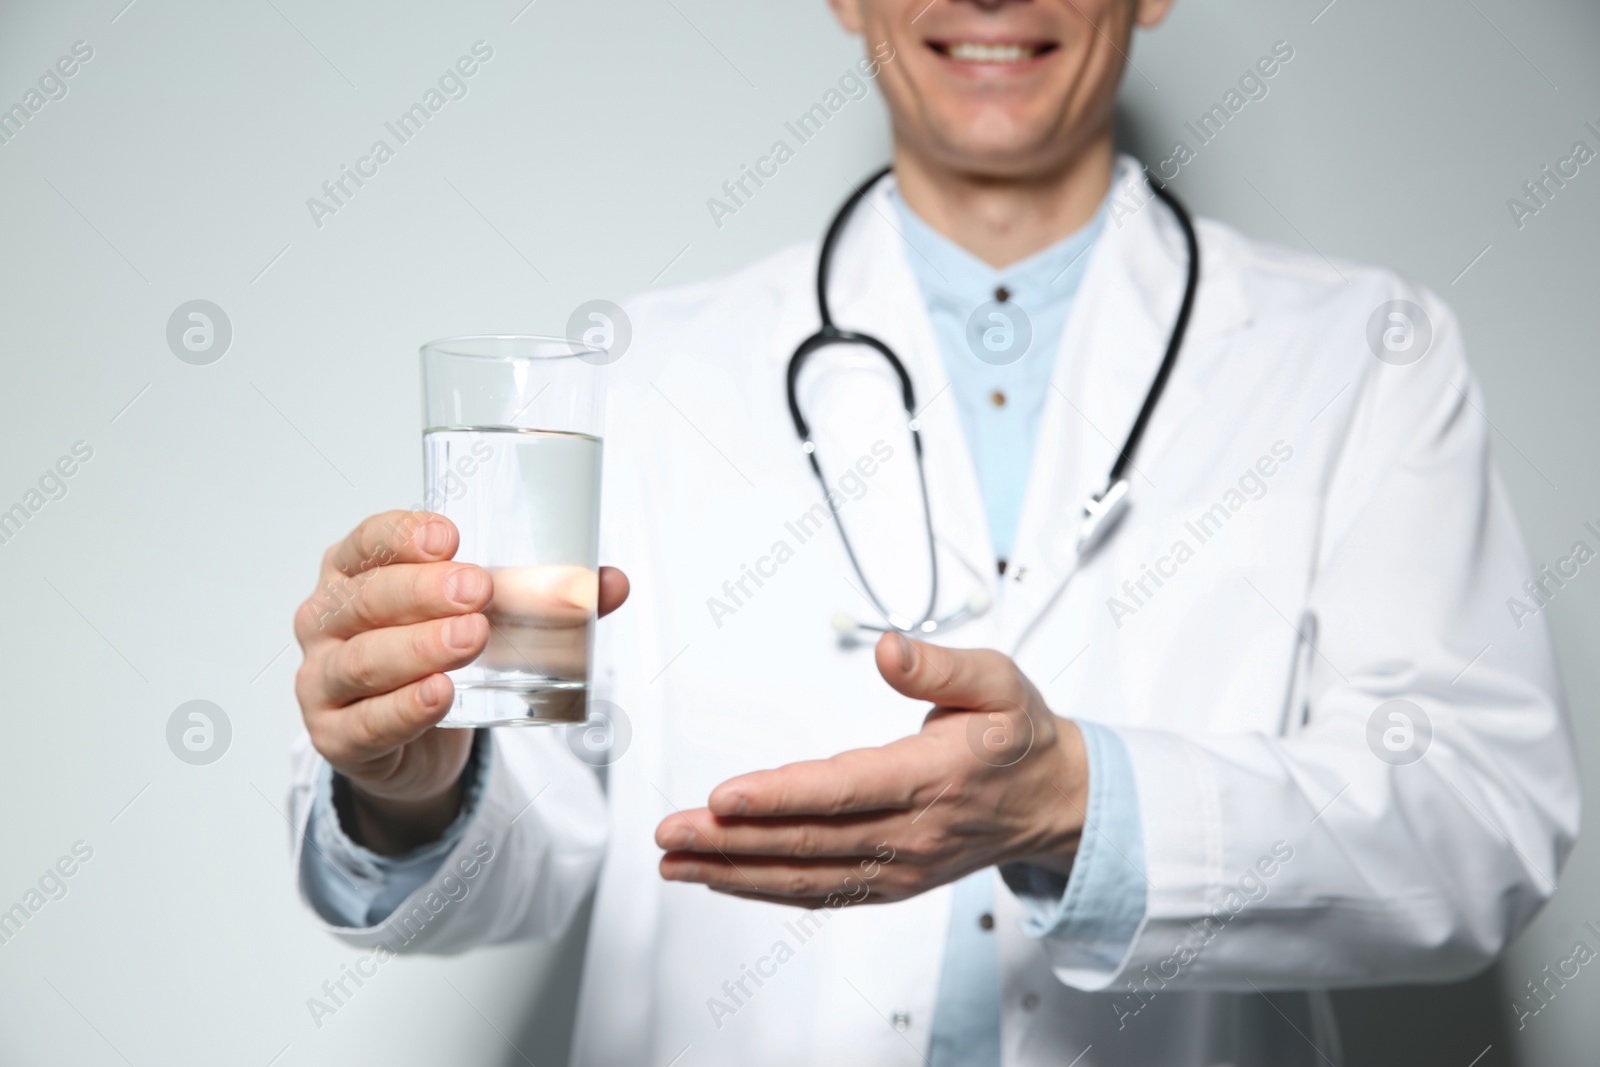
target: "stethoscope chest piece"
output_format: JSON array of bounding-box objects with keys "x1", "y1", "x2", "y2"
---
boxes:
[{"x1": 1078, "y1": 478, "x2": 1132, "y2": 557}]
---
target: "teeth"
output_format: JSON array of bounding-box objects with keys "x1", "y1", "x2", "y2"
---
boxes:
[{"x1": 946, "y1": 42, "x2": 1037, "y2": 63}]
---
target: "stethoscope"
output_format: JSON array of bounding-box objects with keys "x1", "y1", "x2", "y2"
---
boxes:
[{"x1": 785, "y1": 164, "x2": 1199, "y2": 640}]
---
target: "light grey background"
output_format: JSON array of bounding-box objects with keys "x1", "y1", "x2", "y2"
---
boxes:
[{"x1": 0, "y1": 0, "x2": 1594, "y2": 1064}]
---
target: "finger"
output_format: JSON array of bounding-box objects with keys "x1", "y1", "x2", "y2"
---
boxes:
[
  {"x1": 655, "y1": 808, "x2": 899, "y2": 858},
  {"x1": 322, "y1": 511, "x2": 458, "y2": 584},
  {"x1": 707, "y1": 888, "x2": 840, "y2": 910},
  {"x1": 598, "y1": 566, "x2": 629, "y2": 618},
  {"x1": 708, "y1": 886, "x2": 890, "y2": 909},
  {"x1": 317, "y1": 613, "x2": 488, "y2": 707},
  {"x1": 307, "y1": 673, "x2": 457, "y2": 767},
  {"x1": 874, "y1": 632, "x2": 1026, "y2": 711},
  {"x1": 707, "y1": 739, "x2": 931, "y2": 818},
  {"x1": 302, "y1": 562, "x2": 492, "y2": 642},
  {"x1": 660, "y1": 853, "x2": 891, "y2": 901}
]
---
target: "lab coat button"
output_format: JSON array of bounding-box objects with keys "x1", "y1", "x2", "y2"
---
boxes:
[
  {"x1": 1021, "y1": 992, "x2": 1039, "y2": 1011},
  {"x1": 891, "y1": 1010, "x2": 912, "y2": 1031},
  {"x1": 978, "y1": 912, "x2": 995, "y2": 930}
]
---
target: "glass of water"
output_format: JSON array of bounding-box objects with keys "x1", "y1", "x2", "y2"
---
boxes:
[{"x1": 420, "y1": 336, "x2": 606, "y2": 727}]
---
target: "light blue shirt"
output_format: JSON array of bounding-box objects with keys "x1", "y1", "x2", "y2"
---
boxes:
[
  {"x1": 890, "y1": 187, "x2": 1146, "y2": 1067},
  {"x1": 303, "y1": 187, "x2": 1149, "y2": 1063},
  {"x1": 889, "y1": 186, "x2": 1104, "y2": 563}
]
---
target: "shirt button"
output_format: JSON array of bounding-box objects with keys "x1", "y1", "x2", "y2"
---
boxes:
[
  {"x1": 994, "y1": 285, "x2": 1011, "y2": 303},
  {"x1": 1021, "y1": 993, "x2": 1040, "y2": 1012},
  {"x1": 978, "y1": 912, "x2": 995, "y2": 931},
  {"x1": 990, "y1": 389, "x2": 1006, "y2": 408},
  {"x1": 891, "y1": 1010, "x2": 912, "y2": 1031}
]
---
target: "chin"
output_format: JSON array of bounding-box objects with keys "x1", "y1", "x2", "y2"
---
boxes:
[{"x1": 918, "y1": 110, "x2": 1064, "y2": 174}]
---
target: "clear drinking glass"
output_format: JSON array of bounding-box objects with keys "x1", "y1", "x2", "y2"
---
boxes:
[{"x1": 420, "y1": 336, "x2": 606, "y2": 727}]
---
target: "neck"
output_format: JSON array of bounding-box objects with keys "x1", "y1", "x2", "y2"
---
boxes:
[{"x1": 891, "y1": 134, "x2": 1116, "y2": 269}]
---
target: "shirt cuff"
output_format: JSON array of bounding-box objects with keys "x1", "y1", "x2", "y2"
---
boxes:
[
  {"x1": 999, "y1": 720, "x2": 1147, "y2": 979},
  {"x1": 302, "y1": 729, "x2": 493, "y2": 929}
]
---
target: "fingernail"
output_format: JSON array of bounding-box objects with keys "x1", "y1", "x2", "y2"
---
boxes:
[
  {"x1": 419, "y1": 521, "x2": 449, "y2": 555},
  {"x1": 664, "y1": 828, "x2": 695, "y2": 849},
  {"x1": 443, "y1": 614, "x2": 477, "y2": 650},
  {"x1": 449, "y1": 566, "x2": 489, "y2": 606},
  {"x1": 420, "y1": 674, "x2": 450, "y2": 705},
  {"x1": 895, "y1": 631, "x2": 916, "y2": 672}
]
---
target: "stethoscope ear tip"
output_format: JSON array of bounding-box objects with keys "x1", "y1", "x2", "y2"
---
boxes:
[
  {"x1": 966, "y1": 588, "x2": 993, "y2": 614},
  {"x1": 830, "y1": 612, "x2": 859, "y2": 635}
]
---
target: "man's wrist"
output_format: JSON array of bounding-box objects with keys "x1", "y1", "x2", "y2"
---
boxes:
[
  {"x1": 1012, "y1": 716, "x2": 1089, "y2": 877},
  {"x1": 337, "y1": 775, "x2": 465, "y2": 856}
]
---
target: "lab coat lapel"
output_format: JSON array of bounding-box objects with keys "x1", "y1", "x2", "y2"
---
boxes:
[{"x1": 1003, "y1": 158, "x2": 1252, "y2": 662}]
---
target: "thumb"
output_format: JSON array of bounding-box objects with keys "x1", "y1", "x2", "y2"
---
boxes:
[{"x1": 874, "y1": 632, "x2": 1025, "y2": 711}]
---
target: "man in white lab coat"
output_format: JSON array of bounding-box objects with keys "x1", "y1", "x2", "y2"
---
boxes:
[{"x1": 287, "y1": 1, "x2": 1579, "y2": 1064}]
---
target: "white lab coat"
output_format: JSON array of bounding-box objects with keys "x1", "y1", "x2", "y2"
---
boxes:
[{"x1": 289, "y1": 158, "x2": 1579, "y2": 1066}]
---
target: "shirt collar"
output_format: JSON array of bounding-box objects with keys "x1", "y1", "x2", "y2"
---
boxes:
[{"x1": 887, "y1": 185, "x2": 1109, "y2": 313}]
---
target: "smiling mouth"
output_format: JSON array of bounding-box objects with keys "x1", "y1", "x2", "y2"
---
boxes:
[{"x1": 928, "y1": 40, "x2": 1058, "y2": 64}]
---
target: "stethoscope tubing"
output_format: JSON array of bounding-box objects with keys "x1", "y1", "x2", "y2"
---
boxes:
[{"x1": 787, "y1": 164, "x2": 1199, "y2": 639}]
